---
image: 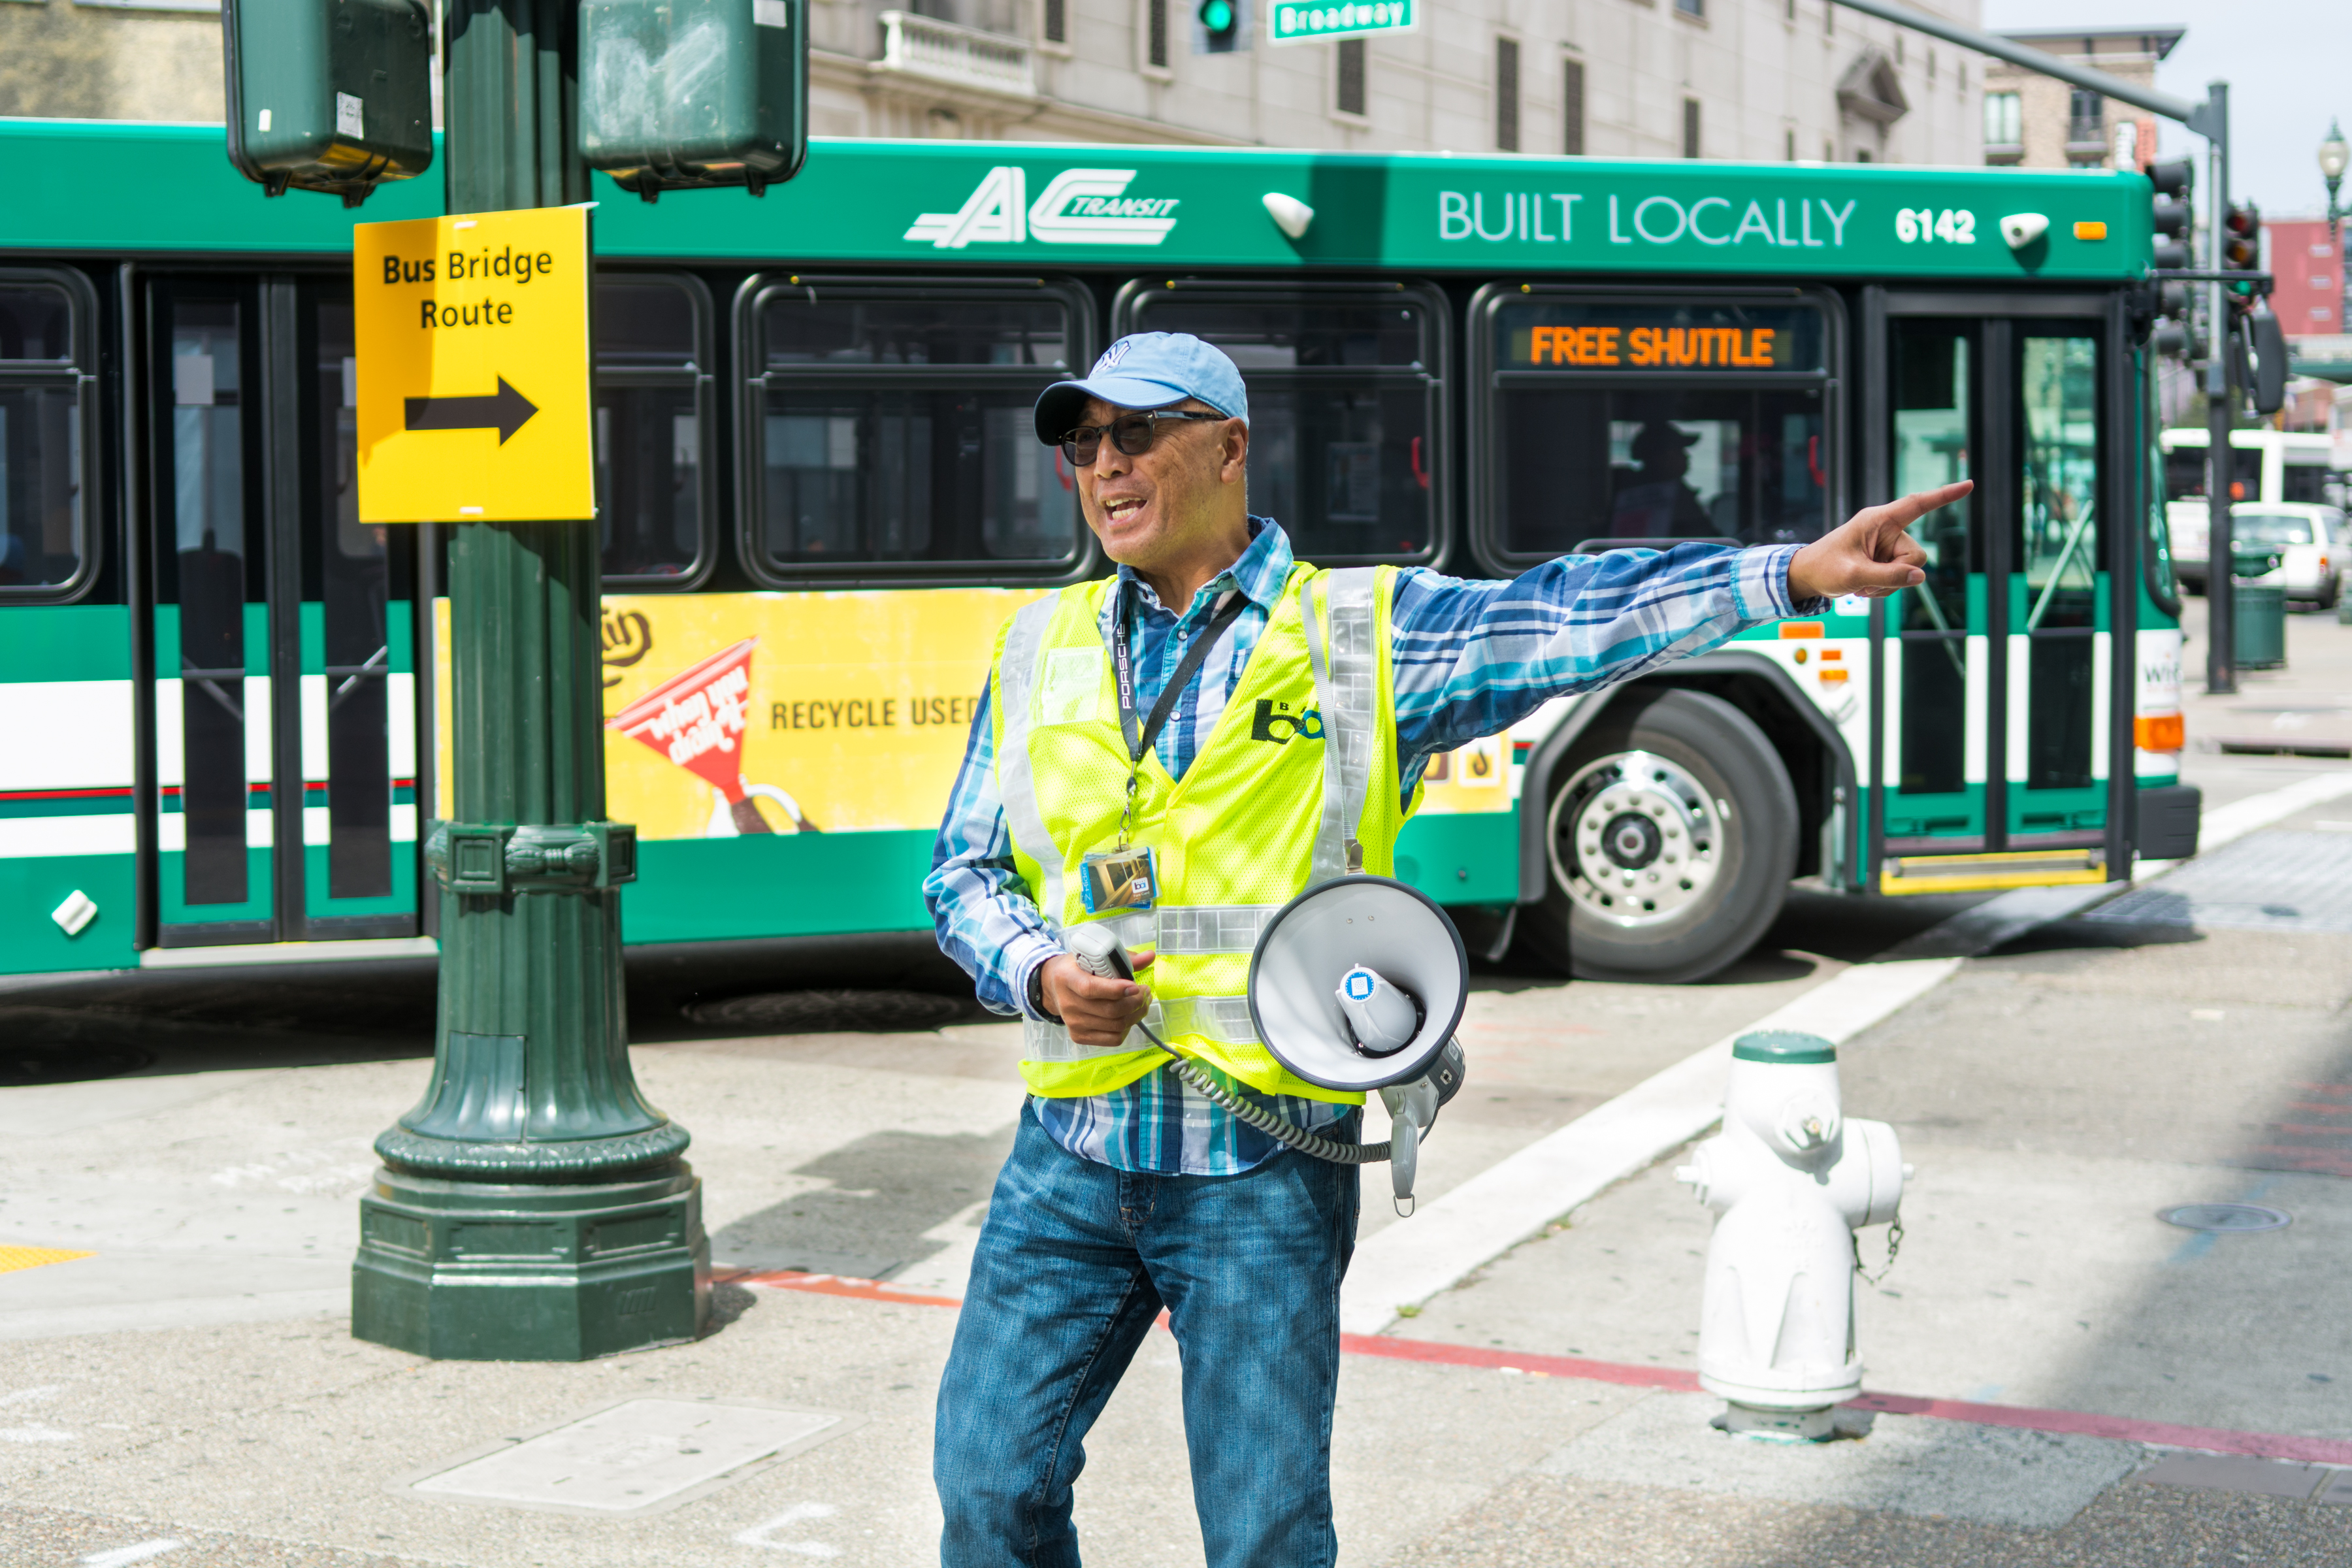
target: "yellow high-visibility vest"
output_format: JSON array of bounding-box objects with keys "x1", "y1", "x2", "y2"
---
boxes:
[{"x1": 990, "y1": 563, "x2": 1413, "y2": 1103}]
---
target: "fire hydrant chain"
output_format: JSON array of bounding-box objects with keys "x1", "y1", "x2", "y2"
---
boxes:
[{"x1": 1853, "y1": 1217, "x2": 1904, "y2": 1286}]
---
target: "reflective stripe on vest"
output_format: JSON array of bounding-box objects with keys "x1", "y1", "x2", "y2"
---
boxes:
[
  {"x1": 1021, "y1": 993, "x2": 1258, "y2": 1062},
  {"x1": 996, "y1": 596, "x2": 1068, "y2": 935},
  {"x1": 1302, "y1": 569, "x2": 1377, "y2": 881}
]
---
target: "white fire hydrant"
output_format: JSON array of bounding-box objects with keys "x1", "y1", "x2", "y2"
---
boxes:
[{"x1": 1674, "y1": 1030, "x2": 1907, "y2": 1441}]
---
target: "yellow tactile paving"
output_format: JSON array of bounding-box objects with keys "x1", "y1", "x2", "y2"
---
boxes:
[{"x1": 0, "y1": 1246, "x2": 94, "y2": 1275}]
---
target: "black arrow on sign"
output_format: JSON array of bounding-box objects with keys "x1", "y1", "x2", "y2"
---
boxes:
[{"x1": 404, "y1": 378, "x2": 540, "y2": 444}]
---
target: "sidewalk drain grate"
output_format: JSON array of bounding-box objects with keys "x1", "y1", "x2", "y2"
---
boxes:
[
  {"x1": 2158, "y1": 1203, "x2": 2293, "y2": 1232},
  {"x1": 402, "y1": 1399, "x2": 861, "y2": 1518}
]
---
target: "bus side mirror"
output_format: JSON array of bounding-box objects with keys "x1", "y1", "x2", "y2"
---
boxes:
[{"x1": 2243, "y1": 308, "x2": 2288, "y2": 418}]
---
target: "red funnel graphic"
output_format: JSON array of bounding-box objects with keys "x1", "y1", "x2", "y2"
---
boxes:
[{"x1": 608, "y1": 638, "x2": 814, "y2": 834}]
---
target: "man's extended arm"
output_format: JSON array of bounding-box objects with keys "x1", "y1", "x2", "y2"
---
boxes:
[
  {"x1": 1390, "y1": 540, "x2": 1806, "y2": 762},
  {"x1": 1392, "y1": 482, "x2": 1963, "y2": 762}
]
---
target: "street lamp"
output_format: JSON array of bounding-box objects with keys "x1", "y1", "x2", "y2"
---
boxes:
[{"x1": 2322, "y1": 119, "x2": 2351, "y2": 236}]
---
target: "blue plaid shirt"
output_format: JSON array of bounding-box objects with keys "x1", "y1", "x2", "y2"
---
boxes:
[{"x1": 924, "y1": 518, "x2": 1810, "y2": 1175}]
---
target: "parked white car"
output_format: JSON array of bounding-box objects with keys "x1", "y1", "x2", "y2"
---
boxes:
[{"x1": 2229, "y1": 506, "x2": 2345, "y2": 609}]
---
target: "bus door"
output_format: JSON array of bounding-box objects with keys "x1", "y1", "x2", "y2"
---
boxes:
[
  {"x1": 1866, "y1": 291, "x2": 2123, "y2": 890},
  {"x1": 144, "y1": 274, "x2": 419, "y2": 948}
]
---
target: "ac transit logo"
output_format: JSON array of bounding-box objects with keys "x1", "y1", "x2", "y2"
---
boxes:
[
  {"x1": 1250, "y1": 700, "x2": 1325, "y2": 744},
  {"x1": 904, "y1": 167, "x2": 1181, "y2": 250}
]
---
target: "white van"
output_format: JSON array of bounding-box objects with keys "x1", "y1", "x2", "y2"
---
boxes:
[
  {"x1": 2161, "y1": 429, "x2": 2336, "y2": 593},
  {"x1": 2229, "y1": 506, "x2": 2346, "y2": 608}
]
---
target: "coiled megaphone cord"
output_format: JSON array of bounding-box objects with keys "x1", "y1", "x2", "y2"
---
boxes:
[{"x1": 1135, "y1": 1021, "x2": 1392, "y2": 1166}]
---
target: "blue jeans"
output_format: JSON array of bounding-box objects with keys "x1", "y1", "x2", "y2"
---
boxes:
[{"x1": 936, "y1": 1100, "x2": 1360, "y2": 1568}]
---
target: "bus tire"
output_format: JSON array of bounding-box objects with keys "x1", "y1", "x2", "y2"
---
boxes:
[{"x1": 1524, "y1": 687, "x2": 1798, "y2": 985}]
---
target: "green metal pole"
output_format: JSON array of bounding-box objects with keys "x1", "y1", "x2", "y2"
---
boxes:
[{"x1": 350, "y1": 0, "x2": 709, "y2": 1360}]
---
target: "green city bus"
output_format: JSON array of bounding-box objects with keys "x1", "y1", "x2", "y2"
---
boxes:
[{"x1": 0, "y1": 120, "x2": 2197, "y2": 985}]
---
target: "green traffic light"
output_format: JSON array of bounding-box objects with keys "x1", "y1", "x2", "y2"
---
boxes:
[{"x1": 1201, "y1": 0, "x2": 1235, "y2": 31}]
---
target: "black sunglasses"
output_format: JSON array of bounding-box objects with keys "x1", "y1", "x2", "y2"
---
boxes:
[{"x1": 1058, "y1": 409, "x2": 1227, "y2": 467}]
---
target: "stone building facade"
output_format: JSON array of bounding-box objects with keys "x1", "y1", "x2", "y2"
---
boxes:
[
  {"x1": 0, "y1": 0, "x2": 222, "y2": 122},
  {"x1": 1, "y1": 0, "x2": 1985, "y2": 170},
  {"x1": 1980, "y1": 25, "x2": 2178, "y2": 173}
]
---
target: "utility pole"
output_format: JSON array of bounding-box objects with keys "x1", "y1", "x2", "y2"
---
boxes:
[
  {"x1": 2204, "y1": 82, "x2": 2236, "y2": 695},
  {"x1": 348, "y1": 0, "x2": 709, "y2": 1360}
]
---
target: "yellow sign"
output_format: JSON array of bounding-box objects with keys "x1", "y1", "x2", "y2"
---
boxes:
[{"x1": 354, "y1": 204, "x2": 594, "y2": 523}]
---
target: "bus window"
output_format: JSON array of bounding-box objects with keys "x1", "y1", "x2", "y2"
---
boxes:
[
  {"x1": 1892, "y1": 321, "x2": 1976, "y2": 797},
  {"x1": 1114, "y1": 285, "x2": 1444, "y2": 563},
  {"x1": 1475, "y1": 292, "x2": 1836, "y2": 564},
  {"x1": 2163, "y1": 442, "x2": 2255, "y2": 500},
  {"x1": 2017, "y1": 333, "x2": 2100, "y2": 792},
  {"x1": 741, "y1": 280, "x2": 1088, "y2": 578},
  {"x1": 2282, "y1": 464, "x2": 2328, "y2": 504},
  {"x1": 0, "y1": 275, "x2": 92, "y2": 596},
  {"x1": 597, "y1": 274, "x2": 712, "y2": 585}
]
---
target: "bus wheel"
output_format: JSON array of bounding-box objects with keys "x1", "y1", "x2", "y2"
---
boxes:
[{"x1": 1526, "y1": 688, "x2": 1797, "y2": 985}]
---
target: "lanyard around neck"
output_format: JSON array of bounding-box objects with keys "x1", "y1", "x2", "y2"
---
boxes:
[{"x1": 1108, "y1": 581, "x2": 1251, "y2": 770}]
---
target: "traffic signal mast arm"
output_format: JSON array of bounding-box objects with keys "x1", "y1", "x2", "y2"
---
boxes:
[{"x1": 1827, "y1": 0, "x2": 2245, "y2": 698}]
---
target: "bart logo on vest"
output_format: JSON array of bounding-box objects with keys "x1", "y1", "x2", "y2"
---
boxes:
[{"x1": 1250, "y1": 699, "x2": 1326, "y2": 743}]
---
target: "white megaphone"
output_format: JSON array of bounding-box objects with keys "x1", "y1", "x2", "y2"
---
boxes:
[{"x1": 1248, "y1": 875, "x2": 1470, "y2": 1210}]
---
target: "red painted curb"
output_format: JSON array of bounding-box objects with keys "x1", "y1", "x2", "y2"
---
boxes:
[
  {"x1": 715, "y1": 1267, "x2": 964, "y2": 1309},
  {"x1": 720, "y1": 1267, "x2": 2352, "y2": 1465}
]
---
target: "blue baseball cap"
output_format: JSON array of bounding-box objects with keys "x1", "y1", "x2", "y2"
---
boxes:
[{"x1": 1033, "y1": 332, "x2": 1249, "y2": 446}]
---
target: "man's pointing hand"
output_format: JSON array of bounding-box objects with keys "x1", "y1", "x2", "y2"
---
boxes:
[{"x1": 1785, "y1": 480, "x2": 1973, "y2": 604}]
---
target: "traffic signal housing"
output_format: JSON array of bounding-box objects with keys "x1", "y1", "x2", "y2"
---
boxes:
[
  {"x1": 2221, "y1": 201, "x2": 2263, "y2": 275},
  {"x1": 2146, "y1": 157, "x2": 2193, "y2": 271},
  {"x1": 578, "y1": 0, "x2": 809, "y2": 200},
  {"x1": 1195, "y1": 0, "x2": 1247, "y2": 52},
  {"x1": 221, "y1": 0, "x2": 435, "y2": 204},
  {"x1": 2150, "y1": 195, "x2": 2191, "y2": 270}
]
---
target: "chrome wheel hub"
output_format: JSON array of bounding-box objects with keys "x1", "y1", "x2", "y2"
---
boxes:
[{"x1": 1548, "y1": 750, "x2": 1725, "y2": 927}]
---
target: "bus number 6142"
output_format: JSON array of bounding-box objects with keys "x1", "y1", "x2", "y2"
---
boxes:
[{"x1": 1895, "y1": 208, "x2": 1977, "y2": 244}]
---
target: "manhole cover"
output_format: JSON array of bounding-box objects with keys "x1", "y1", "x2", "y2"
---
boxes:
[
  {"x1": 0, "y1": 1042, "x2": 154, "y2": 1086},
  {"x1": 683, "y1": 988, "x2": 964, "y2": 1034},
  {"x1": 2159, "y1": 1203, "x2": 2293, "y2": 1233}
]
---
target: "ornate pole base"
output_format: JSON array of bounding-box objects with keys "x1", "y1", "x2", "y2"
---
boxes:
[{"x1": 354, "y1": 1164, "x2": 708, "y2": 1361}]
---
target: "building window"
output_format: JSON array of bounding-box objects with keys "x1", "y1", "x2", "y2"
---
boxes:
[
  {"x1": 1495, "y1": 37, "x2": 1520, "y2": 152},
  {"x1": 1824, "y1": 137, "x2": 1834, "y2": 161},
  {"x1": 1926, "y1": 46, "x2": 1935, "y2": 81},
  {"x1": 1147, "y1": 0, "x2": 1168, "y2": 69},
  {"x1": 1674, "y1": 0, "x2": 1703, "y2": 16},
  {"x1": 1893, "y1": 33, "x2": 1904, "y2": 65},
  {"x1": 1824, "y1": 3, "x2": 1832, "y2": 36},
  {"x1": 1984, "y1": 91, "x2": 2021, "y2": 147},
  {"x1": 2066, "y1": 86, "x2": 2104, "y2": 146},
  {"x1": 1043, "y1": 0, "x2": 1065, "y2": 44},
  {"x1": 1959, "y1": 60, "x2": 1967, "y2": 91},
  {"x1": 1336, "y1": 37, "x2": 1365, "y2": 115},
  {"x1": 1857, "y1": 147, "x2": 1873, "y2": 163},
  {"x1": 1682, "y1": 97, "x2": 1701, "y2": 159},
  {"x1": 1784, "y1": 127, "x2": 1796, "y2": 161},
  {"x1": 1784, "y1": 0, "x2": 1794, "y2": 18},
  {"x1": 1562, "y1": 56, "x2": 1584, "y2": 155}
]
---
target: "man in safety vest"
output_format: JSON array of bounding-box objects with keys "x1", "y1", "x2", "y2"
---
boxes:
[{"x1": 924, "y1": 332, "x2": 1965, "y2": 1567}]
